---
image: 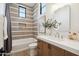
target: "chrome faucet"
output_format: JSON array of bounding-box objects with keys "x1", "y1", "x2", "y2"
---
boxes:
[
  {"x1": 55, "y1": 31, "x2": 64, "y2": 39},
  {"x1": 55, "y1": 32, "x2": 60, "y2": 38}
]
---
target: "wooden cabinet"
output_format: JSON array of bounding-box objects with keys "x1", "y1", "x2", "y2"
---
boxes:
[
  {"x1": 42, "y1": 41, "x2": 49, "y2": 56},
  {"x1": 37, "y1": 40, "x2": 49, "y2": 56},
  {"x1": 64, "y1": 50, "x2": 77, "y2": 56},
  {"x1": 37, "y1": 39, "x2": 77, "y2": 56},
  {"x1": 49, "y1": 45, "x2": 64, "y2": 56},
  {"x1": 37, "y1": 40, "x2": 43, "y2": 56}
]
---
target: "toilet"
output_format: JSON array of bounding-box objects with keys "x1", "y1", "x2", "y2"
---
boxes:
[{"x1": 28, "y1": 43, "x2": 37, "y2": 56}]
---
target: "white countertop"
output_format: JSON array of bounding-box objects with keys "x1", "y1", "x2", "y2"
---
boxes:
[{"x1": 37, "y1": 34, "x2": 79, "y2": 55}]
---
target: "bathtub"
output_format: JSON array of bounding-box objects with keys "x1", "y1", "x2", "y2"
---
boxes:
[{"x1": 11, "y1": 38, "x2": 37, "y2": 53}]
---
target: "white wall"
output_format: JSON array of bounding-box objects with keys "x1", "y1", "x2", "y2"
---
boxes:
[
  {"x1": 46, "y1": 3, "x2": 54, "y2": 20},
  {"x1": 0, "y1": 3, "x2": 5, "y2": 16},
  {"x1": 70, "y1": 4, "x2": 79, "y2": 32}
]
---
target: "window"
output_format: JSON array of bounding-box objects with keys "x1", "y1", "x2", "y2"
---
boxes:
[
  {"x1": 19, "y1": 6, "x2": 26, "y2": 18},
  {"x1": 40, "y1": 3, "x2": 46, "y2": 15}
]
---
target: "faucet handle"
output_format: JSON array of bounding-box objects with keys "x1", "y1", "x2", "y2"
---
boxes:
[
  {"x1": 61, "y1": 35, "x2": 63, "y2": 39},
  {"x1": 58, "y1": 33, "x2": 60, "y2": 38}
]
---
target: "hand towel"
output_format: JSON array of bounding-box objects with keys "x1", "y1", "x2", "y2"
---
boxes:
[
  {"x1": 0, "y1": 16, "x2": 4, "y2": 49},
  {"x1": 3, "y1": 16, "x2": 8, "y2": 40},
  {"x1": 0, "y1": 4, "x2": 6, "y2": 49}
]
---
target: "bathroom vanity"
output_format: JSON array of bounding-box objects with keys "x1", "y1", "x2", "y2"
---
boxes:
[
  {"x1": 37, "y1": 34, "x2": 79, "y2": 56},
  {"x1": 36, "y1": 4, "x2": 79, "y2": 56}
]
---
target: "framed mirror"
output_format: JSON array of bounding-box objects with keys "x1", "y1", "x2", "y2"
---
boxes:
[{"x1": 53, "y1": 5, "x2": 71, "y2": 32}]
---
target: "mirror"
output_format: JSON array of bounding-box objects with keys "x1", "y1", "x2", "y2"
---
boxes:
[
  {"x1": 46, "y1": 3, "x2": 79, "y2": 37},
  {"x1": 53, "y1": 5, "x2": 71, "y2": 32},
  {"x1": 52, "y1": 3, "x2": 79, "y2": 33}
]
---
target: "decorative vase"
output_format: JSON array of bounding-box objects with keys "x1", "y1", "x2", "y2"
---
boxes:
[{"x1": 46, "y1": 28, "x2": 52, "y2": 35}]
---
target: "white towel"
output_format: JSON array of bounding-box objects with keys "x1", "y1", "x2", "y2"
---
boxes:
[
  {"x1": 0, "y1": 16, "x2": 4, "y2": 49},
  {"x1": 0, "y1": 4, "x2": 6, "y2": 49},
  {"x1": 3, "y1": 16, "x2": 8, "y2": 40}
]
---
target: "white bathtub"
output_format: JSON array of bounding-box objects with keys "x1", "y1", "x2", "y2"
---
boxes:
[{"x1": 11, "y1": 38, "x2": 37, "y2": 53}]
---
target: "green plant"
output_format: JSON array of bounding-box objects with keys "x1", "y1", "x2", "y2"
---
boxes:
[
  {"x1": 42, "y1": 19, "x2": 61, "y2": 29},
  {"x1": 52, "y1": 20, "x2": 61, "y2": 29},
  {"x1": 42, "y1": 19, "x2": 52, "y2": 28}
]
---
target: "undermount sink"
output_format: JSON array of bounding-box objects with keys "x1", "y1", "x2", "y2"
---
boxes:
[{"x1": 40, "y1": 34, "x2": 64, "y2": 42}]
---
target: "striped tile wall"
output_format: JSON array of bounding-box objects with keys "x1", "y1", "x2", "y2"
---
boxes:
[
  {"x1": 32, "y1": 4, "x2": 39, "y2": 20},
  {"x1": 9, "y1": 3, "x2": 37, "y2": 40},
  {"x1": 32, "y1": 4, "x2": 39, "y2": 37},
  {"x1": 32, "y1": 3, "x2": 46, "y2": 34}
]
